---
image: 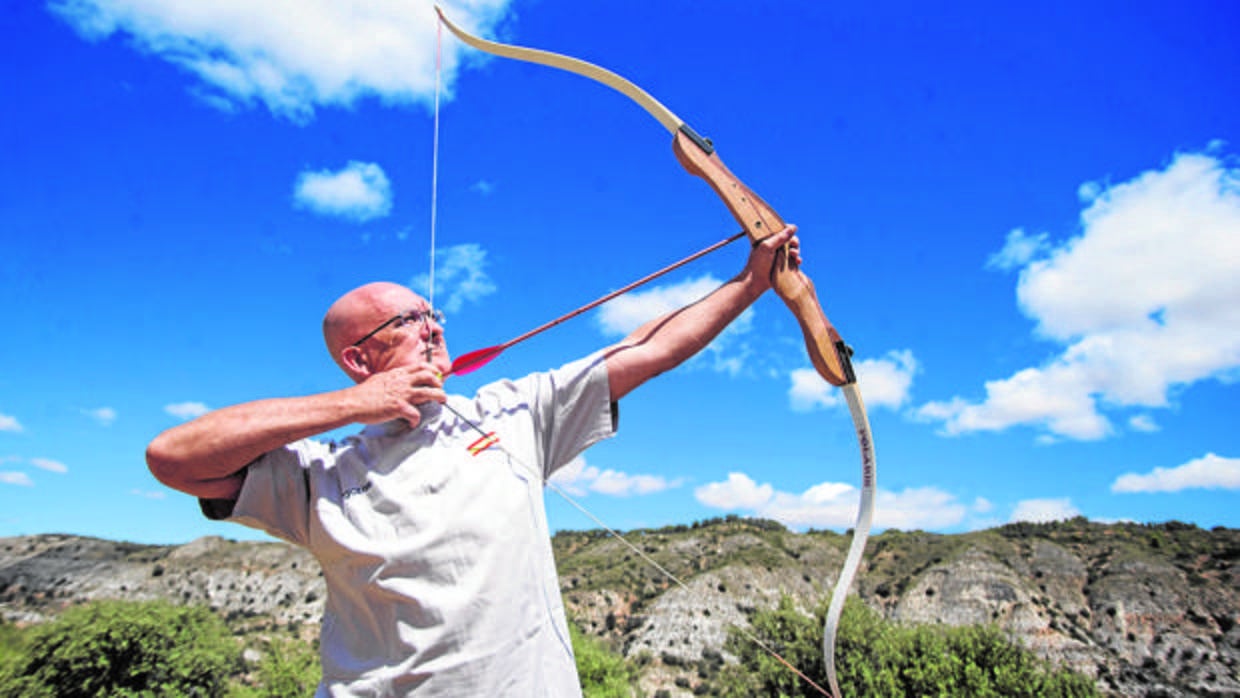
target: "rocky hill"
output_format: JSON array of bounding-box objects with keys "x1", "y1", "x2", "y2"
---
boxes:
[{"x1": 2, "y1": 517, "x2": 1237, "y2": 697}]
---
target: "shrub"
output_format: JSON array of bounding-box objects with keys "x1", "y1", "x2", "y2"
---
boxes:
[
  {"x1": 571, "y1": 624, "x2": 637, "y2": 697},
  {"x1": 0, "y1": 599, "x2": 239, "y2": 697},
  {"x1": 715, "y1": 594, "x2": 1099, "y2": 697},
  {"x1": 230, "y1": 635, "x2": 321, "y2": 698}
]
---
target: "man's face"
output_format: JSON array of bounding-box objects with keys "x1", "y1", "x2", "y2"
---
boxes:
[{"x1": 352, "y1": 288, "x2": 451, "y2": 377}]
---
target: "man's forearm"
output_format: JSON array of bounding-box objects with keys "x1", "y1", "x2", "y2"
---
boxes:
[
  {"x1": 148, "y1": 364, "x2": 447, "y2": 499},
  {"x1": 605, "y1": 267, "x2": 765, "y2": 400},
  {"x1": 146, "y1": 388, "x2": 364, "y2": 498},
  {"x1": 603, "y1": 225, "x2": 797, "y2": 401}
]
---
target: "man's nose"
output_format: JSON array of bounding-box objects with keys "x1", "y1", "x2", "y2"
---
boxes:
[{"x1": 420, "y1": 318, "x2": 442, "y2": 340}]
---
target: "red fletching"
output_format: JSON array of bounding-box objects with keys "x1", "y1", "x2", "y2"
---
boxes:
[{"x1": 448, "y1": 345, "x2": 505, "y2": 377}]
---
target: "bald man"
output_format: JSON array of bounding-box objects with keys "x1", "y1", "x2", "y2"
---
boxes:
[{"x1": 148, "y1": 226, "x2": 798, "y2": 697}]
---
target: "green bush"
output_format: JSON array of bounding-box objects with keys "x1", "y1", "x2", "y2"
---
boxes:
[
  {"x1": 0, "y1": 619, "x2": 27, "y2": 685},
  {"x1": 715, "y1": 594, "x2": 1099, "y2": 697},
  {"x1": 571, "y1": 624, "x2": 638, "y2": 697},
  {"x1": 0, "y1": 599, "x2": 239, "y2": 697},
  {"x1": 230, "y1": 635, "x2": 320, "y2": 698}
]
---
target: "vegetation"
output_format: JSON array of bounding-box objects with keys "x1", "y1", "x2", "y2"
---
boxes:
[
  {"x1": 0, "y1": 599, "x2": 239, "y2": 697},
  {"x1": 571, "y1": 623, "x2": 639, "y2": 697},
  {"x1": 231, "y1": 635, "x2": 320, "y2": 698},
  {"x1": 0, "y1": 600, "x2": 635, "y2": 697},
  {"x1": 713, "y1": 594, "x2": 1100, "y2": 697},
  {"x1": 0, "y1": 619, "x2": 25, "y2": 679},
  {"x1": 5, "y1": 518, "x2": 1234, "y2": 695}
]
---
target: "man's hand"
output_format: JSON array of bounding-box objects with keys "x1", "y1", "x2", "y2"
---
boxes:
[
  {"x1": 745, "y1": 224, "x2": 801, "y2": 293},
  {"x1": 345, "y1": 365, "x2": 448, "y2": 428}
]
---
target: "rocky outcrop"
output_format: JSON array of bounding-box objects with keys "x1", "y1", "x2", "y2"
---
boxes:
[
  {"x1": 0, "y1": 534, "x2": 323, "y2": 628},
  {"x1": 1, "y1": 518, "x2": 1237, "y2": 697}
]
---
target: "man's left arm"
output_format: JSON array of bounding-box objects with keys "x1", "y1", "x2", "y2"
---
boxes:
[{"x1": 604, "y1": 225, "x2": 799, "y2": 401}]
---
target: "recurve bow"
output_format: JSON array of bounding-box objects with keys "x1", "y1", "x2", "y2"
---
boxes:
[{"x1": 435, "y1": 9, "x2": 876, "y2": 696}]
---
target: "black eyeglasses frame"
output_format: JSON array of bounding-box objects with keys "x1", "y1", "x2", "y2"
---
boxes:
[{"x1": 350, "y1": 308, "x2": 445, "y2": 348}]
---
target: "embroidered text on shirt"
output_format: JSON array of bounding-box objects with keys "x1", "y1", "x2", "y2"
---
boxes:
[{"x1": 341, "y1": 481, "x2": 373, "y2": 499}]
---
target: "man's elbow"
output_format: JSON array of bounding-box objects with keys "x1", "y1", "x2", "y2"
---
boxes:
[
  {"x1": 146, "y1": 436, "x2": 179, "y2": 488},
  {"x1": 145, "y1": 432, "x2": 202, "y2": 493},
  {"x1": 146, "y1": 432, "x2": 246, "y2": 502}
]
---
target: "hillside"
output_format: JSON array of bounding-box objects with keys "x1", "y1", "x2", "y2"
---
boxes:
[{"x1": 2, "y1": 518, "x2": 1237, "y2": 696}]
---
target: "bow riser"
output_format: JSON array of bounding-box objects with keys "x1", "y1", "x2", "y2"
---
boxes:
[{"x1": 673, "y1": 129, "x2": 853, "y2": 387}]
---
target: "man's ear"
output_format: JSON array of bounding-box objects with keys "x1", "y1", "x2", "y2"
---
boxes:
[{"x1": 340, "y1": 346, "x2": 371, "y2": 382}]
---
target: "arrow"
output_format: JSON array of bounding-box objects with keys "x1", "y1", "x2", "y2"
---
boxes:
[{"x1": 448, "y1": 231, "x2": 746, "y2": 376}]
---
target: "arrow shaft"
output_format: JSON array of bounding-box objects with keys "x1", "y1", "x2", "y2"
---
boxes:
[{"x1": 449, "y1": 231, "x2": 746, "y2": 376}]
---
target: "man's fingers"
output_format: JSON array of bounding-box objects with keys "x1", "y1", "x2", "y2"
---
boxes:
[{"x1": 771, "y1": 224, "x2": 797, "y2": 245}]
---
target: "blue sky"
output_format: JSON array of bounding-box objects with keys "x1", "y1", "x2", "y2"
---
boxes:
[{"x1": 3, "y1": 1, "x2": 1238, "y2": 545}]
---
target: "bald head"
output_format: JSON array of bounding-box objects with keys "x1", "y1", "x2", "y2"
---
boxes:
[{"x1": 323, "y1": 282, "x2": 426, "y2": 375}]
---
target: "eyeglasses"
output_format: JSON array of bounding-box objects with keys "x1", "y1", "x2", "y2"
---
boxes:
[{"x1": 350, "y1": 308, "x2": 446, "y2": 347}]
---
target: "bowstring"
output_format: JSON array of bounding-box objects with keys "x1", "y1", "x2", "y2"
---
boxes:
[{"x1": 428, "y1": 14, "x2": 442, "y2": 323}]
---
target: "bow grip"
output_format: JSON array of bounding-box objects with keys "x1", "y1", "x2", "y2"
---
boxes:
[{"x1": 672, "y1": 128, "x2": 854, "y2": 387}]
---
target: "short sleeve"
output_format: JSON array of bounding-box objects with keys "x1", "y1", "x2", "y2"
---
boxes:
[
  {"x1": 510, "y1": 351, "x2": 617, "y2": 479},
  {"x1": 220, "y1": 441, "x2": 321, "y2": 546}
]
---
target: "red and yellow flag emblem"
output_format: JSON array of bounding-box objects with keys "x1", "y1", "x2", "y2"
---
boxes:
[{"x1": 467, "y1": 431, "x2": 500, "y2": 456}]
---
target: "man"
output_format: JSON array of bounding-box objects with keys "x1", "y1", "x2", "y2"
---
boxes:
[{"x1": 147, "y1": 226, "x2": 799, "y2": 696}]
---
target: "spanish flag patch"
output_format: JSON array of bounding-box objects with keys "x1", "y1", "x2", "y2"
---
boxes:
[{"x1": 467, "y1": 431, "x2": 500, "y2": 456}]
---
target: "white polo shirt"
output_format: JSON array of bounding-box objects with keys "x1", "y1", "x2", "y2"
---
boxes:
[{"x1": 215, "y1": 353, "x2": 616, "y2": 697}]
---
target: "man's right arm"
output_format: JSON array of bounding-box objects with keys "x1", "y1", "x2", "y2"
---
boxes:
[{"x1": 146, "y1": 365, "x2": 446, "y2": 500}]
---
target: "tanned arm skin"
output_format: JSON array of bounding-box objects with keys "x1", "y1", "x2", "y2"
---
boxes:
[{"x1": 605, "y1": 225, "x2": 799, "y2": 401}]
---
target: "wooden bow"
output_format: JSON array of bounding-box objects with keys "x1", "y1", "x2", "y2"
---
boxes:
[{"x1": 435, "y1": 9, "x2": 876, "y2": 697}]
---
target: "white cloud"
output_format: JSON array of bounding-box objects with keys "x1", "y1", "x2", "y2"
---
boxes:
[
  {"x1": 82, "y1": 406, "x2": 117, "y2": 426},
  {"x1": 410, "y1": 243, "x2": 498, "y2": 313},
  {"x1": 986, "y1": 228, "x2": 1050, "y2": 271},
  {"x1": 1078, "y1": 180, "x2": 1104, "y2": 203},
  {"x1": 918, "y1": 150, "x2": 1240, "y2": 440},
  {"x1": 165, "y1": 401, "x2": 210, "y2": 420},
  {"x1": 550, "y1": 456, "x2": 681, "y2": 497},
  {"x1": 0, "y1": 472, "x2": 33, "y2": 487},
  {"x1": 0, "y1": 413, "x2": 22, "y2": 432},
  {"x1": 130, "y1": 488, "x2": 167, "y2": 500},
  {"x1": 1009, "y1": 497, "x2": 1080, "y2": 523},
  {"x1": 294, "y1": 161, "x2": 392, "y2": 222},
  {"x1": 49, "y1": 0, "x2": 513, "y2": 121},
  {"x1": 596, "y1": 276, "x2": 723, "y2": 336},
  {"x1": 595, "y1": 275, "x2": 755, "y2": 376},
  {"x1": 694, "y1": 472, "x2": 775, "y2": 510},
  {"x1": 916, "y1": 365, "x2": 1110, "y2": 440},
  {"x1": 790, "y1": 349, "x2": 917, "y2": 412},
  {"x1": 30, "y1": 458, "x2": 68, "y2": 474},
  {"x1": 694, "y1": 471, "x2": 978, "y2": 531},
  {"x1": 1111, "y1": 452, "x2": 1240, "y2": 493},
  {"x1": 1128, "y1": 414, "x2": 1159, "y2": 433}
]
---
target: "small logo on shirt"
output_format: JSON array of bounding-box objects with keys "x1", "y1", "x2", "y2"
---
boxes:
[
  {"x1": 341, "y1": 481, "x2": 373, "y2": 499},
  {"x1": 467, "y1": 431, "x2": 500, "y2": 456}
]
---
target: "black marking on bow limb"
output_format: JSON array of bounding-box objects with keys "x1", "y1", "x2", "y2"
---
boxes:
[
  {"x1": 678, "y1": 123, "x2": 714, "y2": 154},
  {"x1": 835, "y1": 340, "x2": 857, "y2": 384}
]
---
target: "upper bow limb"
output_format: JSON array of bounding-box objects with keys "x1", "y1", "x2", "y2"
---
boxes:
[{"x1": 435, "y1": 7, "x2": 855, "y2": 389}]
